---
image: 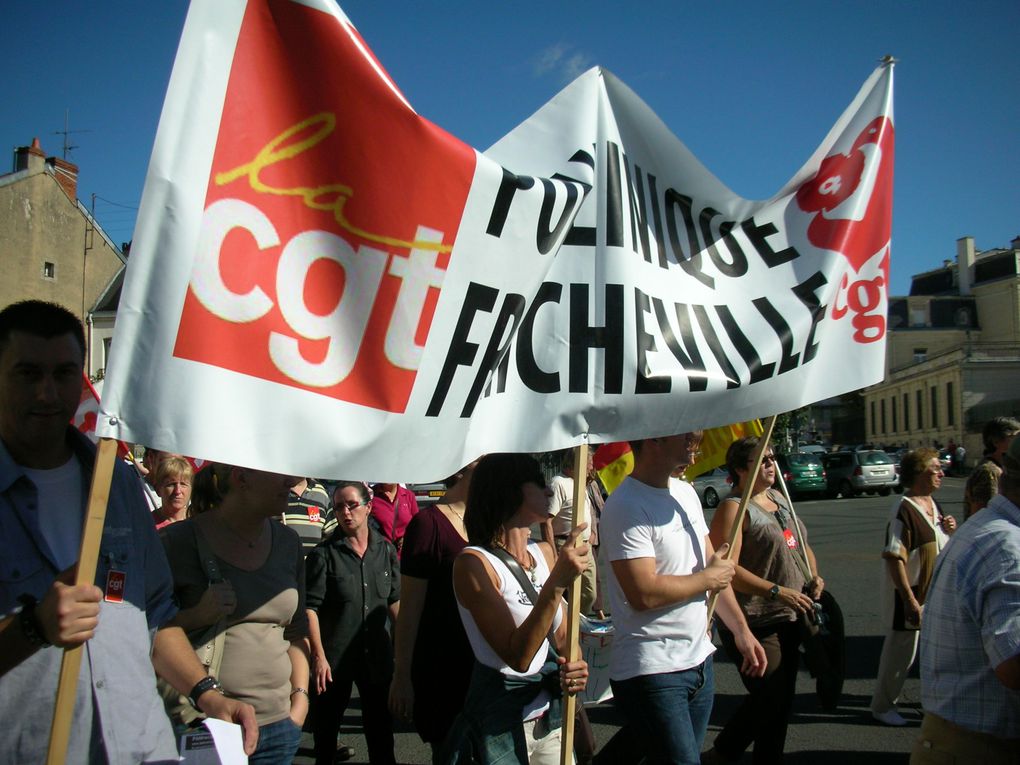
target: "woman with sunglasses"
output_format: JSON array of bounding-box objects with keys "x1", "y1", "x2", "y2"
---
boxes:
[
  {"x1": 704, "y1": 437, "x2": 824, "y2": 763},
  {"x1": 445, "y1": 453, "x2": 590, "y2": 764}
]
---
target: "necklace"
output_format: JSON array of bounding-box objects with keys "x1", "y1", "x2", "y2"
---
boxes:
[
  {"x1": 909, "y1": 494, "x2": 935, "y2": 519},
  {"x1": 495, "y1": 541, "x2": 539, "y2": 584},
  {"x1": 446, "y1": 502, "x2": 465, "y2": 523}
]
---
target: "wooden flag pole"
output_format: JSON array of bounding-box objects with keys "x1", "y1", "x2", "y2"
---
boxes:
[
  {"x1": 773, "y1": 467, "x2": 816, "y2": 579},
  {"x1": 559, "y1": 439, "x2": 589, "y2": 765},
  {"x1": 706, "y1": 415, "x2": 777, "y2": 623},
  {"x1": 46, "y1": 437, "x2": 119, "y2": 765}
]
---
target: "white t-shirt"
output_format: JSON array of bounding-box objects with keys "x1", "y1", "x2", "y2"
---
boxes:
[
  {"x1": 548, "y1": 473, "x2": 591, "y2": 540},
  {"x1": 600, "y1": 476, "x2": 715, "y2": 681},
  {"x1": 23, "y1": 457, "x2": 84, "y2": 571}
]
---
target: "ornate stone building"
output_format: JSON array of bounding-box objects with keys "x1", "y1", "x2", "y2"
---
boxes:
[{"x1": 863, "y1": 235, "x2": 1020, "y2": 465}]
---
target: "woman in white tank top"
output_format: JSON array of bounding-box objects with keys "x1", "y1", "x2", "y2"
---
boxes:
[{"x1": 448, "y1": 454, "x2": 591, "y2": 764}]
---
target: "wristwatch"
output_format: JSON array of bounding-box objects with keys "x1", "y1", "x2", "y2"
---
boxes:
[
  {"x1": 768, "y1": 584, "x2": 781, "y2": 601},
  {"x1": 17, "y1": 594, "x2": 51, "y2": 647},
  {"x1": 188, "y1": 676, "x2": 225, "y2": 709}
]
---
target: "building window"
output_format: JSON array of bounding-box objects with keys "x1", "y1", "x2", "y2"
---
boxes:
[
  {"x1": 931, "y1": 386, "x2": 939, "y2": 429},
  {"x1": 917, "y1": 389, "x2": 924, "y2": 429},
  {"x1": 891, "y1": 396, "x2": 898, "y2": 433},
  {"x1": 903, "y1": 393, "x2": 909, "y2": 431},
  {"x1": 42, "y1": 261, "x2": 55, "y2": 279},
  {"x1": 880, "y1": 399, "x2": 886, "y2": 435},
  {"x1": 910, "y1": 308, "x2": 926, "y2": 327},
  {"x1": 871, "y1": 400, "x2": 876, "y2": 436},
  {"x1": 947, "y1": 382, "x2": 955, "y2": 426},
  {"x1": 913, "y1": 347, "x2": 928, "y2": 363}
]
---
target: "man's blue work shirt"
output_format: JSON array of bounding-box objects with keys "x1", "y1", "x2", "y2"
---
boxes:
[{"x1": 0, "y1": 428, "x2": 179, "y2": 764}]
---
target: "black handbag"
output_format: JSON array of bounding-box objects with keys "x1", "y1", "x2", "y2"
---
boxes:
[
  {"x1": 799, "y1": 589, "x2": 845, "y2": 711},
  {"x1": 783, "y1": 503, "x2": 845, "y2": 711}
]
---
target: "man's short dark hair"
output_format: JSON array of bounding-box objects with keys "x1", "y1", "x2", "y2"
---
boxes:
[{"x1": 0, "y1": 300, "x2": 86, "y2": 361}]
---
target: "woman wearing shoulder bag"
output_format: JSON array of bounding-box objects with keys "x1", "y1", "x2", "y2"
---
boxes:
[
  {"x1": 162, "y1": 463, "x2": 310, "y2": 765},
  {"x1": 444, "y1": 453, "x2": 590, "y2": 764},
  {"x1": 705, "y1": 437, "x2": 825, "y2": 763}
]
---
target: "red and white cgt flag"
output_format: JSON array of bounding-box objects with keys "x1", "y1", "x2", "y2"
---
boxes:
[{"x1": 98, "y1": 0, "x2": 894, "y2": 482}]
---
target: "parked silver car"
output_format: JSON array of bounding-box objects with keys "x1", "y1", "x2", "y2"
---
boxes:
[
  {"x1": 691, "y1": 467, "x2": 732, "y2": 508},
  {"x1": 821, "y1": 450, "x2": 898, "y2": 498}
]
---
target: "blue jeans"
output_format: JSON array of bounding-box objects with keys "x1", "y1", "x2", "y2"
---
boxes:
[
  {"x1": 610, "y1": 656, "x2": 715, "y2": 765},
  {"x1": 249, "y1": 717, "x2": 302, "y2": 765}
]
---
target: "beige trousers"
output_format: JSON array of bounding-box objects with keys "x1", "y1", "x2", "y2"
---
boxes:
[
  {"x1": 911, "y1": 713, "x2": 1020, "y2": 764},
  {"x1": 870, "y1": 628, "x2": 919, "y2": 714}
]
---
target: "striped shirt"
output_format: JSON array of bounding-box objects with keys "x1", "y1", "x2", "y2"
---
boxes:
[
  {"x1": 279, "y1": 479, "x2": 332, "y2": 556},
  {"x1": 919, "y1": 494, "x2": 1020, "y2": 737}
]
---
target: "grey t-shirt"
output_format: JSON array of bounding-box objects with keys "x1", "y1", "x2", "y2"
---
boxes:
[
  {"x1": 162, "y1": 518, "x2": 308, "y2": 725},
  {"x1": 734, "y1": 489, "x2": 808, "y2": 628}
]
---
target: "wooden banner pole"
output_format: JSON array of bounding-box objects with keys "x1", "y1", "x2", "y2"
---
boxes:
[
  {"x1": 706, "y1": 415, "x2": 777, "y2": 623},
  {"x1": 773, "y1": 466, "x2": 816, "y2": 579},
  {"x1": 46, "y1": 437, "x2": 119, "y2": 765},
  {"x1": 559, "y1": 439, "x2": 589, "y2": 765}
]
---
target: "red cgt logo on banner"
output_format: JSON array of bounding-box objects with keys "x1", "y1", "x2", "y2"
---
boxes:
[{"x1": 173, "y1": 0, "x2": 475, "y2": 413}]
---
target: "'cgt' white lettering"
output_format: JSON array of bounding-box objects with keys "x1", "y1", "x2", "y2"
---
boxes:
[{"x1": 191, "y1": 198, "x2": 446, "y2": 387}]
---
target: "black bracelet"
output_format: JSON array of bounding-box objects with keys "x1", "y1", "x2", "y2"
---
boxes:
[
  {"x1": 188, "y1": 675, "x2": 224, "y2": 709},
  {"x1": 17, "y1": 594, "x2": 51, "y2": 647}
]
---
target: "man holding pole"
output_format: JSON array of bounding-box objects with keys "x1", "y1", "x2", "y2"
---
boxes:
[
  {"x1": 600, "y1": 432, "x2": 767, "y2": 764},
  {"x1": 0, "y1": 300, "x2": 257, "y2": 763}
]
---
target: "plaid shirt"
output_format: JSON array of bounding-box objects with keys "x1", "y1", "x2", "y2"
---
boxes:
[{"x1": 919, "y1": 494, "x2": 1020, "y2": 737}]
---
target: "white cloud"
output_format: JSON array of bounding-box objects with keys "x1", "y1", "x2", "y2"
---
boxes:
[{"x1": 531, "y1": 43, "x2": 591, "y2": 82}]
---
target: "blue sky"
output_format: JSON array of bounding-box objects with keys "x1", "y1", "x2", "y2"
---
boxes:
[{"x1": 3, "y1": 0, "x2": 1017, "y2": 295}]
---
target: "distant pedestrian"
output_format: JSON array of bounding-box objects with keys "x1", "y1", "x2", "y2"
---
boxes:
[
  {"x1": 976, "y1": 416, "x2": 1020, "y2": 470},
  {"x1": 871, "y1": 448, "x2": 956, "y2": 726},
  {"x1": 963, "y1": 461, "x2": 1001, "y2": 520}
]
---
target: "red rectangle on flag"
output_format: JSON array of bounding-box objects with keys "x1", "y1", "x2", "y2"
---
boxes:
[{"x1": 173, "y1": 0, "x2": 475, "y2": 413}]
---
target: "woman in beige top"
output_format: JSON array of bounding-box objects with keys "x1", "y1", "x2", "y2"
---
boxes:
[
  {"x1": 706, "y1": 437, "x2": 824, "y2": 763},
  {"x1": 162, "y1": 463, "x2": 311, "y2": 765},
  {"x1": 870, "y1": 448, "x2": 956, "y2": 726}
]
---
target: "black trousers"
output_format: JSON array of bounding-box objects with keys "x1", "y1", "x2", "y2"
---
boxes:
[
  {"x1": 312, "y1": 664, "x2": 395, "y2": 765},
  {"x1": 713, "y1": 620, "x2": 801, "y2": 763}
]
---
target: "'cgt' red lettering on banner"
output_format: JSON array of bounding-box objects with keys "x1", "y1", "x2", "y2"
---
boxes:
[{"x1": 173, "y1": 0, "x2": 475, "y2": 413}]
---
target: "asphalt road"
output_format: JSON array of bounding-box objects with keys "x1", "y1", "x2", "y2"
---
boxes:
[{"x1": 295, "y1": 477, "x2": 966, "y2": 764}]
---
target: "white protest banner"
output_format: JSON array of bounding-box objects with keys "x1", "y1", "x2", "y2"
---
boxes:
[{"x1": 98, "y1": 0, "x2": 894, "y2": 482}]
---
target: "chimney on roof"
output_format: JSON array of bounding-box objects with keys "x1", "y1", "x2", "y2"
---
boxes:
[
  {"x1": 957, "y1": 236, "x2": 975, "y2": 296},
  {"x1": 46, "y1": 155, "x2": 79, "y2": 200},
  {"x1": 14, "y1": 137, "x2": 46, "y2": 173}
]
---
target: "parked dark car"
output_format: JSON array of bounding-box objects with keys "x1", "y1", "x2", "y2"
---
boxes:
[
  {"x1": 691, "y1": 468, "x2": 732, "y2": 508},
  {"x1": 821, "y1": 450, "x2": 899, "y2": 498},
  {"x1": 776, "y1": 453, "x2": 827, "y2": 499}
]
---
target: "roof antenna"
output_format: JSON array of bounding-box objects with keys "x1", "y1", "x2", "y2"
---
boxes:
[{"x1": 53, "y1": 109, "x2": 91, "y2": 160}]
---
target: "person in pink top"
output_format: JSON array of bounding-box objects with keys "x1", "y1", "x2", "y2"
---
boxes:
[{"x1": 370, "y1": 483, "x2": 420, "y2": 556}]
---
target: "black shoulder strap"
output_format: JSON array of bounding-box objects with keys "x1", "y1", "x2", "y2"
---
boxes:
[
  {"x1": 485, "y1": 545, "x2": 559, "y2": 645},
  {"x1": 486, "y1": 545, "x2": 541, "y2": 605},
  {"x1": 192, "y1": 522, "x2": 223, "y2": 584}
]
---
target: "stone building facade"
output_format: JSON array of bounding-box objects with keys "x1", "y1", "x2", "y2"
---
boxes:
[
  {"x1": 863, "y1": 235, "x2": 1020, "y2": 466},
  {"x1": 0, "y1": 138, "x2": 126, "y2": 376}
]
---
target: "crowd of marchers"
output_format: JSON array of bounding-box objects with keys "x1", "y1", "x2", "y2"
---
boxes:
[{"x1": 1, "y1": 299, "x2": 1017, "y2": 765}]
